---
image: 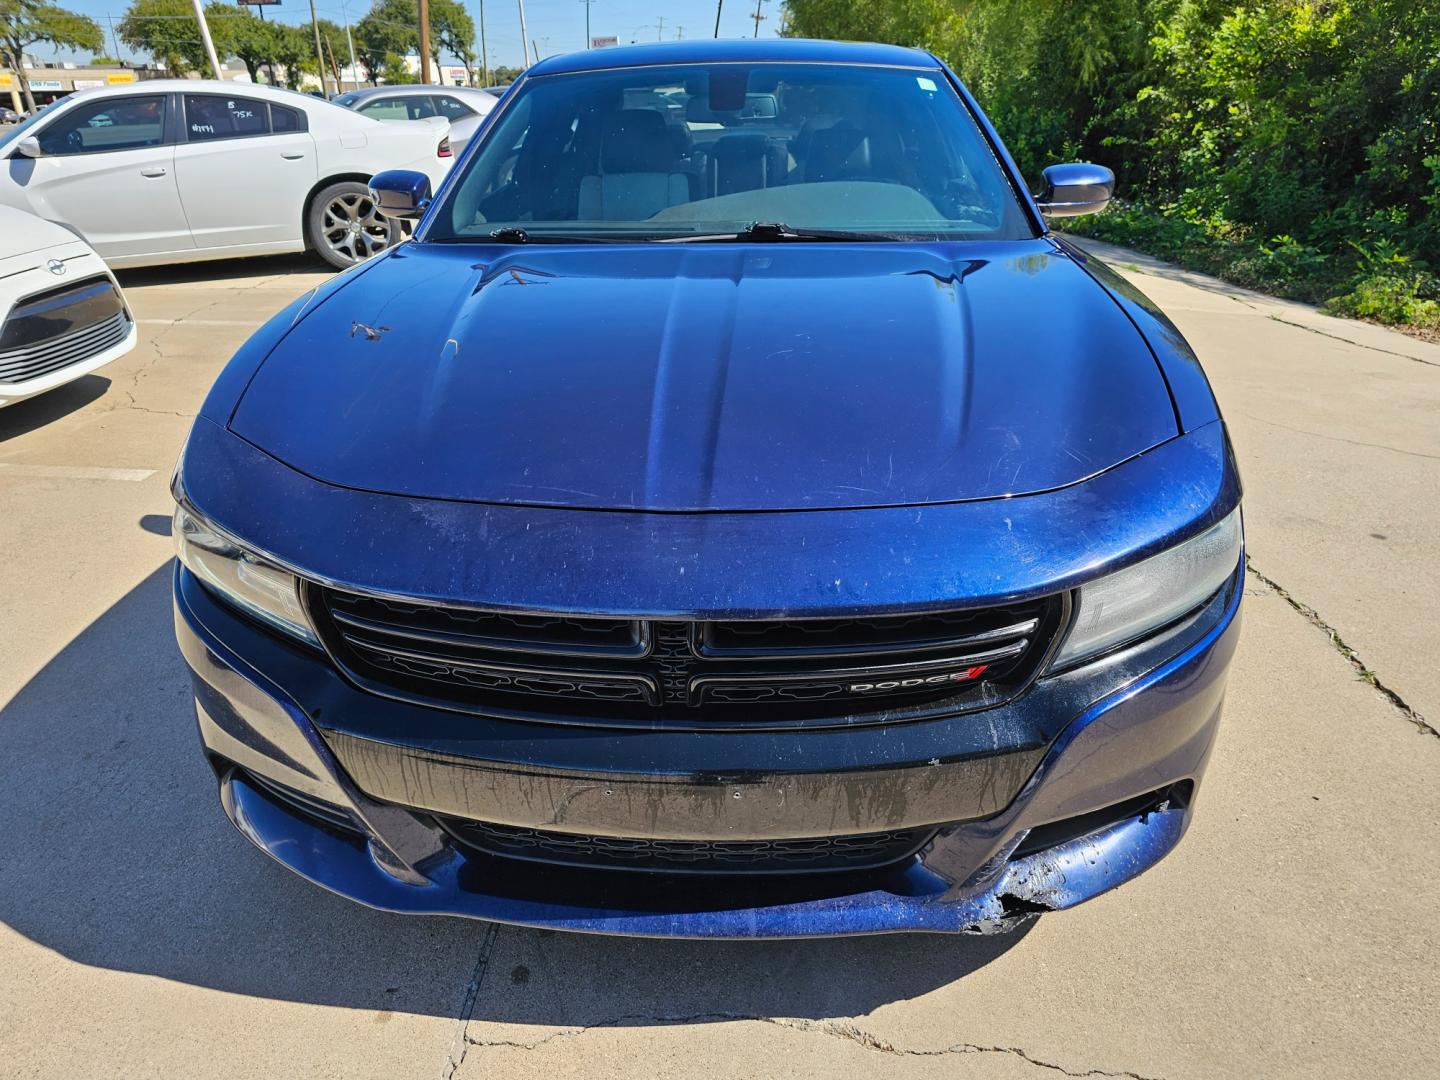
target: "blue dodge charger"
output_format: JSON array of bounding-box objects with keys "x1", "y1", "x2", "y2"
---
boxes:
[{"x1": 172, "y1": 39, "x2": 1243, "y2": 937}]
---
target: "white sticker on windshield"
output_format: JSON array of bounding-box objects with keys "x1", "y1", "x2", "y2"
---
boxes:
[{"x1": 917, "y1": 77, "x2": 938, "y2": 92}]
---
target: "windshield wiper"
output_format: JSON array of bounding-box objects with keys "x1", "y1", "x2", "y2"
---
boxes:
[
  {"x1": 663, "y1": 222, "x2": 912, "y2": 243},
  {"x1": 423, "y1": 228, "x2": 639, "y2": 244}
]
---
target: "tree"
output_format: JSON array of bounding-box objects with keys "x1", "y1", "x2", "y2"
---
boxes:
[
  {"x1": 429, "y1": 0, "x2": 475, "y2": 84},
  {"x1": 117, "y1": 0, "x2": 240, "y2": 77},
  {"x1": 356, "y1": 0, "x2": 475, "y2": 85},
  {"x1": 356, "y1": 0, "x2": 416, "y2": 84},
  {"x1": 0, "y1": 0, "x2": 103, "y2": 110},
  {"x1": 269, "y1": 23, "x2": 318, "y2": 90},
  {"x1": 349, "y1": 16, "x2": 388, "y2": 85},
  {"x1": 226, "y1": 8, "x2": 282, "y2": 84}
]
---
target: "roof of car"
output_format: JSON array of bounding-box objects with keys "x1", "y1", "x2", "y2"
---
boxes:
[
  {"x1": 338, "y1": 85, "x2": 493, "y2": 100},
  {"x1": 528, "y1": 38, "x2": 939, "y2": 78},
  {"x1": 55, "y1": 79, "x2": 324, "y2": 104}
]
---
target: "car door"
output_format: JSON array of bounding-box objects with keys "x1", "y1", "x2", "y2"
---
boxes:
[
  {"x1": 8, "y1": 93, "x2": 192, "y2": 260},
  {"x1": 172, "y1": 93, "x2": 317, "y2": 251}
]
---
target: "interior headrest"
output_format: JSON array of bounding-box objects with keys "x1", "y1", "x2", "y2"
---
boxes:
[
  {"x1": 600, "y1": 110, "x2": 674, "y2": 173},
  {"x1": 712, "y1": 133, "x2": 770, "y2": 162},
  {"x1": 806, "y1": 127, "x2": 872, "y2": 180}
]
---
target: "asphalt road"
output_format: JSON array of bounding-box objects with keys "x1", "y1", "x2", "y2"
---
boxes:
[{"x1": 1, "y1": 243, "x2": 1436, "y2": 1079}]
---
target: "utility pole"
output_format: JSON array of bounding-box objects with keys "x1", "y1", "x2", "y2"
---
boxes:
[
  {"x1": 105, "y1": 14, "x2": 122, "y2": 65},
  {"x1": 252, "y1": 5, "x2": 279, "y2": 86},
  {"x1": 751, "y1": 0, "x2": 765, "y2": 37},
  {"x1": 517, "y1": 0, "x2": 531, "y2": 65},
  {"x1": 713, "y1": 1, "x2": 722, "y2": 38},
  {"x1": 418, "y1": 0, "x2": 433, "y2": 83},
  {"x1": 324, "y1": 33, "x2": 343, "y2": 93},
  {"x1": 308, "y1": 0, "x2": 331, "y2": 94},
  {"x1": 479, "y1": 0, "x2": 488, "y2": 85},
  {"x1": 656, "y1": 15, "x2": 665, "y2": 40},
  {"x1": 676, "y1": 25, "x2": 683, "y2": 39},
  {"x1": 580, "y1": 0, "x2": 595, "y2": 48},
  {"x1": 191, "y1": 0, "x2": 223, "y2": 79},
  {"x1": 339, "y1": 0, "x2": 359, "y2": 90}
]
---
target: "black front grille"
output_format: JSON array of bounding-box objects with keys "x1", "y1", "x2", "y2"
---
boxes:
[
  {"x1": 0, "y1": 277, "x2": 130, "y2": 386},
  {"x1": 439, "y1": 816, "x2": 936, "y2": 874},
  {"x1": 309, "y1": 585, "x2": 1065, "y2": 730}
]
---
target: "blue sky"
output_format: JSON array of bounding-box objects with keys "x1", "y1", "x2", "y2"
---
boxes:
[{"x1": 38, "y1": 1, "x2": 784, "y2": 70}]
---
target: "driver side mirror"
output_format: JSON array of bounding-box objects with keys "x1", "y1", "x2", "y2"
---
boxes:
[
  {"x1": 369, "y1": 170, "x2": 432, "y2": 220},
  {"x1": 1035, "y1": 162, "x2": 1114, "y2": 217},
  {"x1": 14, "y1": 136, "x2": 41, "y2": 159}
]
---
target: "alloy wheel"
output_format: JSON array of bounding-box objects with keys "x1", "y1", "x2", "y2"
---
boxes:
[{"x1": 320, "y1": 191, "x2": 393, "y2": 264}]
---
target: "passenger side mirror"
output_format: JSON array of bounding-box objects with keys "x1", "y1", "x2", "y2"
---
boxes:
[
  {"x1": 369, "y1": 170, "x2": 432, "y2": 220},
  {"x1": 1034, "y1": 162, "x2": 1114, "y2": 217},
  {"x1": 14, "y1": 136, "x2": 41, "y2": 159}
]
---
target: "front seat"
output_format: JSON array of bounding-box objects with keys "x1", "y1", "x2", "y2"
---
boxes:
[
  {"x1": 578, "y1": 110, "x2": 693, "y2": 220},
  {"x1": 709, "y1": 133, "x2": 788, "y2": 196}
]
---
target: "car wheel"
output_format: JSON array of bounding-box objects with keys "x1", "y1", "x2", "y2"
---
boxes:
[{"x1": 306, "y1": 181, "x2": 400, "y2": 270}]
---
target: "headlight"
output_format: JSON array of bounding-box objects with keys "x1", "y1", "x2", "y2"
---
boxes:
[
  {"x1": 1052, "y1": 509, "x2": 1242, "y2": 669},
  {"x1": 174, "y1": 503, "x2": 318, "y2": 646}
]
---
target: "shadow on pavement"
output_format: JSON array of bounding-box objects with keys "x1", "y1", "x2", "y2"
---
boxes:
[
  {"x1": 0, "y1": 375, "x2": 111, "y2": 442},
  {"x1": 0, "y1": 562, "x2": 1029, "y2": 1025},
  {"x1": 114, "y1": 253, "x2": 327, "y2": 289},
  {"x1": 138, "y1": 513, "x2": 173, "y2": 537}
]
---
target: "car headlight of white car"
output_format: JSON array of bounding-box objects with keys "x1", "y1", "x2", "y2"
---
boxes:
[
  {"x1": 1052, "y1": 509, "x2": 1242, "y2": 668},
  {"x1": 174, "y1": 502, "x2": 317, "y2": 646}
]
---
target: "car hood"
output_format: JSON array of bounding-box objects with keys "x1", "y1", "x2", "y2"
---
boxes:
[
  {"x1": 0, "y1": 205, "x2": 83, "y2": 260},
  {"x1": 230, "y1": 240, "x2": 1177, "y2": 512}
]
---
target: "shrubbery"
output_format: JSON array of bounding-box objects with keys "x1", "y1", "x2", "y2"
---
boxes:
[{"x1": 783, "y1": 0, "x2": 1440, "y2": 329}]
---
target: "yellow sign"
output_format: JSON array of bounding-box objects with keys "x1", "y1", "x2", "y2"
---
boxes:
[
  {"x1": 0, "y1": 73, "x2": 12, "y2": 88},
  {"x1": 107, "y1": 72, "x2": 137, "y2": 84}
]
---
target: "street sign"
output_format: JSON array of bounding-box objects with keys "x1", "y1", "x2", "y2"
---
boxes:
[{"x1": 591, "y1": 35, "x2": 618, "y2": 48}]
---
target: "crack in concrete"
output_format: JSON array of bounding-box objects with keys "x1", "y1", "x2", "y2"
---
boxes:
[
  {"x1": 439, "y1": 922, "x2": 501, "y2": 1080},
  {"x1": 1246, "y1": 560, "x2": 1437, "y2": 738},
  {"x1": 1265, "y1": 315, "x2": 1440, "y2": 368},
  {"x1": 464, "y1": 1013, "x2": 1164, "y2": 1079},
  {"x1": 1239, "y1": 412, "x2": 1440, "y2": 461}
]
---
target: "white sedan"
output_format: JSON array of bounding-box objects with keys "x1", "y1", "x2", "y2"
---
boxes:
[
  {"x1": 0, "y1": 81, "x2": 453, "y2": 270},
  {"x1": 0, "y1": 205, "x2": 137, "y2": 408},
  {"x1": 333, "y1": 85, "x2": 496, "y2": 155}
]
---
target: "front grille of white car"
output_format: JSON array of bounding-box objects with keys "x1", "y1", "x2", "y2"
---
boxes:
[{"x1": 0, "y1": 308, "x2": 130, "y2": 385}]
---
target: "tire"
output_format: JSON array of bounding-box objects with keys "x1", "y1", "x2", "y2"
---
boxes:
[{"x1": 305, "y1": 181, "x2": 400, "y2": 270}]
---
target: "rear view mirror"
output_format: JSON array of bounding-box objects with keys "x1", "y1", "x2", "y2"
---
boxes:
[
  {"x1": 14, "y1": 136, "x2": 41, "y2": 159},
  {"x1": 1035, "y1": 162, "x2": 1114, "y2": 217},
  {"x1": 369, "y1": 170, "x2": 432, "y2": 220}
]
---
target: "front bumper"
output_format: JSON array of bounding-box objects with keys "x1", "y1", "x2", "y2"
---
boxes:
[
  {"x1": 0, "y1": 244, "x2": 136, "y2": 407},
  {"x1": 175, "y1": 559, "x2": 1242, "y2": 938}
]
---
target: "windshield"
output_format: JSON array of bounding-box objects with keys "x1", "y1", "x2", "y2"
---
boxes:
[{"x1": 426, "y1": 62, "x2": 1033, "y2": 242}]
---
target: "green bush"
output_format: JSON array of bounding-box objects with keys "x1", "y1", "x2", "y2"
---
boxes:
[{"x1": 783, "y1": 0, "x2": 1440, "y2": 328}]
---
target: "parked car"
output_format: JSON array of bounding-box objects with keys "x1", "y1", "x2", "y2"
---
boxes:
[
  {"x1": 0, "y1": 205, "x2": 136, "y2": 408},
  {"x1": 0, "y1": 106, "x2": 21, "y2": 125},
  {"x1": 0, "y1": 81, "x2": 453, "y2": 270},
  {"x1": 173, "y1": 40, "x2": 1243, "y2": 938},
  {"x1": 334, "y1": 85, "x2": 495, "y2": 155}
]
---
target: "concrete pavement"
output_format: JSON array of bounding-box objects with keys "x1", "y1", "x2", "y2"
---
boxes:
[{"x1": 1, "y1": 246, "x2": 1436, "y2": 1079}]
